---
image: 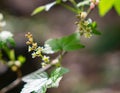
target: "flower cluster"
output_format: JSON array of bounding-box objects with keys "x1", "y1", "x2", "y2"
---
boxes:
[
  {"x1": 0, "y1": 13, "x2": 25, "y2": 72},
  {"x1": 0, "y1": 13, "x2": 13, "y2": 43},
  {"x1": 25, "y1": 32, "x2": 54, "y2": 67},
  {"x1": 89, "y1": 0, "x2": 100, "y2": 9},
  {"x1": 0, "y1": 31, "x2": 13, "y2": 42},
  {"x1": 8, "y1": 60, "x2": 22, "y2": 71},
  {"x1": 76, "y1": 12, "x2": 93, "y2": 38}
]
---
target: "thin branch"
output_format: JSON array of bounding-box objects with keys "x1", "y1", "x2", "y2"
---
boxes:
[
  {"x1": 0, "y1": 69, "x2": 22, "y2": 93},
  {"x1": 0, "y1": 51, "x2": 67, "y2": 93},
  {"x1": 22, "y1": 51, "x2": 66, "y2": 79},
  {"x1": 0, "y1": 78, "x2": 22, "y2": 93}
]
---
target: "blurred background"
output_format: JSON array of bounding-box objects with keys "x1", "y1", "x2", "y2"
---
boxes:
[{"x1": 0, "y1": 0, "x2": 120, "y2": 93}]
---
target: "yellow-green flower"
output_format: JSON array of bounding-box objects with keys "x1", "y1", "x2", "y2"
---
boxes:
[{"x1": 42, "y1": 55, "x2": 50, "y2": 63}]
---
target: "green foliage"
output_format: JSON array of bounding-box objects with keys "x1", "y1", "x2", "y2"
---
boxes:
[
  {"x1": 32, "y1": 0, "x2": 81, "y2": 15},
  {"x1": 21, "y1": 72, "x2": 48, "y2": 93},
  {"x1": 21, "y1": 67, "x2": 69, "y2": 93},
  {"x1": 9, "y1": 50, "x2": 15, "y2": 61},
  {"x1": 17, "y1": 55, "x2": 26, "y2": 64},
  {"x1": 45, "y1": 32, "x2": 84, "y2": 52},
  {"x1": 98, "y1": 0, "x2": 120, "y2": 16},
  {"x1": 0, "y1": 37, "x2": 15, "y2": 48},
  {"x1": 7, "y1": 37, "x2": 15, "y2": 46},
  {"x1": 32, "y1": 1, "x2": 59, "y2": 15},
  {"x1": 1, "y1": 0, "x2": 120, "y2": 92},
  {"x1": 32, "y1": 6, "x2": 45, "y2": 16},
  {"x1": 32, "y1": 1, "x2": 62, "y2": 15},
  {"x1": 47, "y1": 67, "x2": 69, "y2": 88},
  {"x1": 89, "y1": 22, "x2": 101, "y2": 35},
  {"x1": 114, "y1": 0, "x2": 120, "y2": 15},
  {"x1": 0, "y1": 41, "x2": 4, "y2": 48}
]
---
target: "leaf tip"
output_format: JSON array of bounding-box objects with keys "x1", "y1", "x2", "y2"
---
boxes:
[{"x1": 31, "y1": 6, "x2": 45, "y2": 16}]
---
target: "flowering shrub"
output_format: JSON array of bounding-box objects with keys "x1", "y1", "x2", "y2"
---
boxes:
[
  {"x1": 0, "y1": 0, "x2": 120, "y2": 93},
  {"x1": 22, "y1": 0, "x2": 101, "y2": 93}
]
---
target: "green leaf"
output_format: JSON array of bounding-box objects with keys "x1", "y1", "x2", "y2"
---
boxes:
[
  {"x1": 0, "y1": 41, "x2": 4, "y2": 48},
  {"x1": 56, "y1": 0, "x2": 62, "y2": 4},
  {"x1": 32, "y1": 6, "x2": 45, "y2": 16},
  {"x1": 7, "y1": 37, "x2": 15, "y2": 46},
  {"x1": 47, "y1": 77, "x2": 62, "y2": 88},
  {"x1": 114, "y1": 0, "x2": 120, "y2": 15},
  {"x1": 21, "y1": 67, "x2": 69, "y2": 93},
  {"x1": 50, "y1": 67, "x2": 69, "y2": 81},
  {"x1": 22, "y1": 71, "x2": 48, "y2": 83},
  {"x1": 21, "y1": 80, "x2": 47, "y2": 93},
  {"x1": 91, "y1": 22, "x2": 97, "y2": 28},
  {"x1": 17, "y1": 55, "x2": 26, "y2": 64},
  {"x1": 90, "y1": 22, "x2": 101, "y2": 35},
  {"x1": 31, "y1": 1, "x2": 56, "y2": 16},
  {"x1": 47, "y1": 67, "x2": 69, "y2": 88},
  {"x1": 59, "y1": 32, "x2": 85, "y2": 51},
  {"x1": 92, "y1": 29, "x2": 101, "y2": 35},
  {"x1": 45, "y1": 32, "x2": 84, "y2": 52},
  {"x1": 45, "y1": 39, "x2": 62, "y2": 52},
  {"x1": 21, "y1": 71, "x2": 48, "y2": 93},
  {"x1": 98, "y1": 0, "x2": 114, "y2": 16}
]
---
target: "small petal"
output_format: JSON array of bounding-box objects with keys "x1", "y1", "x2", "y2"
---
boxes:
[
  {"x1": 95, "y1": 0, "x2": 99, "y2": 5},
  {"x1": 84, "y1": 32, "x2": 92, "y2": 38},
  {"x1": 0, "y1": 31, "x2": 13, "y2": 41},
  {"x1": 35, "y1": 46, "x2": 43, "y2": 55},
  {"x1": 42, "y1": 55, "x2": 50, "y2": 62},
  {"x1": 42, "y1": 44, "x2": 54, "y2": 54},
  {"x1": 8, "y1": 61, "x2": 14, "y2": 66},
  {"x1": 36, "y1": 46, "x2": 43, "y2": 51},
  {"x1": 32, "y1": 52, "x2": 36, "y2": 58},
  {"x1": 80, "y1": 12, "x2": 87, "y2": 19},
  {"x1": 28, "y1": 46, "x2": 32, "y2": 52},
  {"x1": 90, "y1": 2, "x2": 95, "y2": 9},
  {"x1": 41, "y1": 62, "x2": 47, "y2": 68},
  {"x1": 14, "y1": 61, "x2": 21, "y2": 67},
  {"x1": 87, "y1": 18, "x2": 92, "y2": 24}
]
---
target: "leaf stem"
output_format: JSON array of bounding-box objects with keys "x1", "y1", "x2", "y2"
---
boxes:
[
  {"x1": 60, "y1": 3, "x2": 78, "y2": 14},
  {"x1": 22, "y1": 51, "x2": 67, "y2": 80}
]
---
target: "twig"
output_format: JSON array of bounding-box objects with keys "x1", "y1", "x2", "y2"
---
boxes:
[
  {"x1": 0, "y1": 78, "x2": 22, "y2": 93},
  {"x1": 0, "y1": 51, "x2": 66, "y2": 93},
  {"x1": 22, "y1": 51, "x2": 66, "y2": 79},
  {"x1": 0, "y1": 69, "x2": 22, "y2": 93}
]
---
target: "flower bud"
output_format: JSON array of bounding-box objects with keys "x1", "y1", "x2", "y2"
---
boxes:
[
  {"x1": 11, "y1": 65, "x2": 18, "y2": 71},
  {"x1": 41, "y1": 62, "x2": 47, "y2": 68},
  {"x1": 80, "y1": 12, "x2": 87, "y2": 19},
  {"x1": 15, "y1": 61, "x2": 21, "y2": 67},
  {"x1": 42, "y1": 55, "x2": 50, "y2": 63},
  {"x1": 90, "y1": 2, "x2": 95, "y2": 9},
  {"x1": 95, "y1": 0, "x2": 99, "y2": 5},
  {"x1": 0, "y1": 31, "x2": 13, "y2": 41}
]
